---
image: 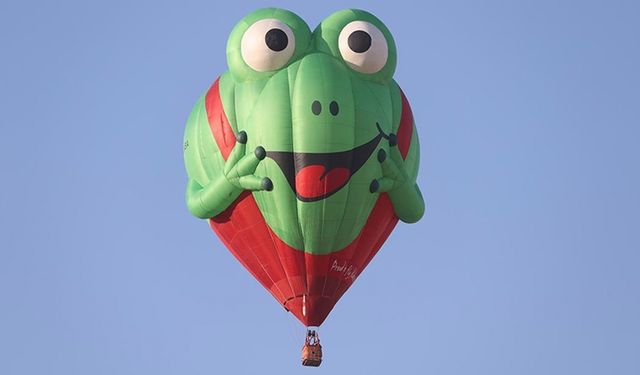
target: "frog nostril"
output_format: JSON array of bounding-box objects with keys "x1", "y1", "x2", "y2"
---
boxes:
[
  {"x1": 329, "y1": 101, "x2": 339, "y2": 116},
  {"x1": 311, "y1": 100, "x2": 322, "y2": 115}
]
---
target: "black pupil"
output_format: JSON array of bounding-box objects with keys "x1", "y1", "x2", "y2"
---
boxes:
[
  {"x1": 348, "y1": 30, "x2": 371, "y2": 53},
  {"x1": 265, "y1": 28, "x2": 288, "y2": 52}
]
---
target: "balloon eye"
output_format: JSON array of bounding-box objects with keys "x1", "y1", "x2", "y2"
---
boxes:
[
  {"x1": 338, "y1": 21, "x2": 388, "y2": 74},
  {"x1": 241, "y1": 19, "x2": 296, "y2": 72},
  {"x1": 347, "y1": 30, "x2": 371, "y2": 53},
  {"x1": 265, "y1": 28, "x2": 288, "y2": 51}
]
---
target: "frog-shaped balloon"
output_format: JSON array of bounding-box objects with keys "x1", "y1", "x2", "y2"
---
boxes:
[{"x1": 184, "y1": 8, "x2": 424, "y2": 327}]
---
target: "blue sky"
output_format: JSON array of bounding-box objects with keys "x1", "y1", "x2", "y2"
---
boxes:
[{"x1": 1, "y1": 0, "x2": 639, "y2": 374}]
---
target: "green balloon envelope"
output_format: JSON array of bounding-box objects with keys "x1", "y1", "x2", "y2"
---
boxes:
[{"x1": 184, "y1": 8, "x2": 424, "y2": 326}]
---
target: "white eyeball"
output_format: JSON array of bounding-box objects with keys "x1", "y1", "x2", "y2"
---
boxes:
[
  {"x1": 338, "y1": 21, "x2": 388, "y2": 74},
  {"x1": 241, "y1": 19, "x2": 296, "y2": 72}
]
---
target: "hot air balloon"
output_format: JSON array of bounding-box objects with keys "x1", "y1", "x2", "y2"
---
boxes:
[{"x1": 183, "y1": 8, "x2": 424, "y2": 366}]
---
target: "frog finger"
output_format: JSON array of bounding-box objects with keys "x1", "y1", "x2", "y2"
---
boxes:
[
  {"x1": 378, "y1": 149, "x2": 407, "y2": 184},
  {"x1": 226, "y1": 146, "x2": 266, "y2": 179},
  {"x1": 369, "y1": 177, "x2": 402, "y2": 193},
  {"x1": 235, "y1": 176, "x2": 273, "y2": 191},
  {"x1": 374, "y1": 177, "x2": 401, "y2": 193},
  {"x1": 224, "y1": 131, "x2": 248, "y2": 175},
  {"x1": 387, "y1": 143, "x2": 406, "y2": 166}
]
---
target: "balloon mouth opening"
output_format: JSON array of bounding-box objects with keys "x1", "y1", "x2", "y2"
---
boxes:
[{"x1": 267, "y1": 126, "x2": 385, "y2": 201}]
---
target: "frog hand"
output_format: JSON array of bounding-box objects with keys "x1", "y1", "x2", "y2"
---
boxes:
[
  {"x1": 223, "y1": 131, "x2": 273, "y2": 192},
  {"x1": 369, "y1": 148, "x2": 408, "y2": 194},
  {"x1": 369, "y1": 138, "x2": 425, "y2": 223}
]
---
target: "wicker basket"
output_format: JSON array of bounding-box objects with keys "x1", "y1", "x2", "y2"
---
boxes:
[
  {"x1": 301, "y1": 330, "x2": 322, "y2": 367},
  {"x1": 301, "y1": 342, "x2": 322, "y2": 367}
]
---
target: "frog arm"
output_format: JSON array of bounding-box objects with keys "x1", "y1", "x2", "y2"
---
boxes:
[
  {"x1": 372, "y1": 128, "x2": 425, "y2": 223},
  {"x1": 185, "y1": 131, "x2": 272, "y2": 219},
  {"x1": 186, "y1": 177, "x2": 238, "y2": 219}
]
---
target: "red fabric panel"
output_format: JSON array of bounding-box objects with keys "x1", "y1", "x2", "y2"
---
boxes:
[
  {"x1": 209, "y1": 193, "x2": 285, "y2": 302},
  {"x1": 397, "y1": 88, "x2": 414, "y2": 159},
  {"x1": 210, "y1": 193, "x2": 398, "y2": 326},
  {"x1": 205, "y1": 78, "x2": 236, "y2": 160}
]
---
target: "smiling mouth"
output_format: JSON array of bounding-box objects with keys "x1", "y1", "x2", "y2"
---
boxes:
[{"x1": 266, "y1": 124, "x2": 389, "y2": 202}]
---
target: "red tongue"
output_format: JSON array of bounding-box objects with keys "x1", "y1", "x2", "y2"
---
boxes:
[{"x1": 295, "y1": 165, "x2": 351, "y2": 199}]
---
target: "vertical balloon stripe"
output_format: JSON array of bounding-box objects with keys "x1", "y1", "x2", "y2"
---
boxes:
[
  {"x1": 205, "y1": 79, "x2": 236, "y2": 160},
  {"x1": 397, "y1": 89, "x2": 414, "y2": 159}
]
